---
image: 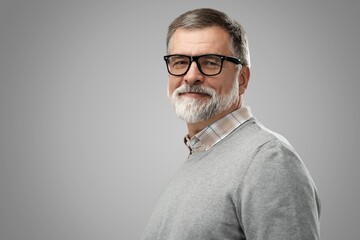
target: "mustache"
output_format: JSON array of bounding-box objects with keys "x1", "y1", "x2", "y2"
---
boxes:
[{"x1": 175, "y1": 84, "x2": 215, "y2": 97}]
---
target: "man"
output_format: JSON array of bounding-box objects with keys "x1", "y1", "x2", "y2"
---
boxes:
[{"x1": 142, "y1": 8, "x2": 321, "y2": 240}]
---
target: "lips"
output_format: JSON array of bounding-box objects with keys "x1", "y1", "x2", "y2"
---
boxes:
[
  {"x1": 174, "y1": 84, "x2": 215, "y2": 99},
  {"x1": 179, "y1": 91, "x2": 211, "y2": 97},
  {"x1": 178, "y1": 87, "x2": 212, "y2": 96}
]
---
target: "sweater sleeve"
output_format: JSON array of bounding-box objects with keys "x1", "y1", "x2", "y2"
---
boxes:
[{"x1": 237, "y1": 140, "x2": 321, "y2": 240}]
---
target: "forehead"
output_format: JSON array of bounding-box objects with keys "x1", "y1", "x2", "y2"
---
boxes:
[{"x1": 169, "y1": 26, "x2": 232, "y2": 55}]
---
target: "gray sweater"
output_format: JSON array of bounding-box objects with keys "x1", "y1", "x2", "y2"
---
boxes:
[{"x1": 142, "y1": 118, "x2": 321, "y2": 240}]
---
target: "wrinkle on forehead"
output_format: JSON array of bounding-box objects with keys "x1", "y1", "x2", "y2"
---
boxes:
[{"x1": 168, "y1": 26, "x2": 233, "y2": 56}]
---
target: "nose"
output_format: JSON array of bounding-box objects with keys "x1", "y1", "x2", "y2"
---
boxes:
[{"x1": 183, "y1": 61, "x2": 204, "y2": 85}]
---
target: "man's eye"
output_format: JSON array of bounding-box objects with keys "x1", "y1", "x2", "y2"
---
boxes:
[
  {"x1": 201, "y1": 60, "x2": 221, "y2": 69},
  {"x1": 204, "y1": 61, "x2": 220, "y2": 66},
  {"x1": 171, "y1": 60, "x2": 189, "y2": 68},
  {"x1": 174, "y1": 61, "x2": 187, "y2": 65}
]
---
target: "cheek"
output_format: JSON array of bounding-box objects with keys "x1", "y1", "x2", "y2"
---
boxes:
[
  {"x1": 220, "y1": 71, "x2": 240, "y2": 94},
  {"x1": 217, "y1": 79, "x2": 237, "y2": 97},
  {"x1": 168, "y1": 77, "x2": 182, "y2": 94},
  {"x1": 209, "y1": 77, "x2": 230, "y2": 95}
]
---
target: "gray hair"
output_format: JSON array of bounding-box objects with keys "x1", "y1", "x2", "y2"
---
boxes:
[{"x1": 166, "y1": 8, "x2": 251, "y2": 67}]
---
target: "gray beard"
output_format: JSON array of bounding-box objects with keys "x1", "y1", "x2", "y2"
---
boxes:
[{"x1": 169, "y1": 81, "x2": 239, "y2": 123}]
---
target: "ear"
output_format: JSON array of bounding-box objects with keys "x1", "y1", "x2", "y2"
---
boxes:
[{"x1": 238, "y1": 66, "x2": 250, "y2": 95}]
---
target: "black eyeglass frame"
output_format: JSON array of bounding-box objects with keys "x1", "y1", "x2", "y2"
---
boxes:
[{"x1": 163, "y1": 54, "x2": 243, "y2": 76}]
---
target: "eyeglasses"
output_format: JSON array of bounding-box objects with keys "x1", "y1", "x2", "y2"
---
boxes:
[{"x1": 163, "y1": 54, "x2": 242, "y2": 76}]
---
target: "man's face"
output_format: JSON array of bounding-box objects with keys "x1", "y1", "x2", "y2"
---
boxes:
[{"x1": 167, "y1": 26, "x2": 243, "y2": 123}]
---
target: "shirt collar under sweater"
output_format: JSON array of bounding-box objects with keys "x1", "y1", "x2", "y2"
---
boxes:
[{"x1": 184, "y1": 106, "x2": 253, "y2": 154}]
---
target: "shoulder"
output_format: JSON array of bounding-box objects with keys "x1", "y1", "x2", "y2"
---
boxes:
[
  {"x1": 227, "y1": 117, "x2": 317, "y2": 201},
  {"x1": 237, "y1": 121, "x2": 320, "y2": 216},
  {"x1": 233, "y1": 120, "x2": 321, "y2": 239},
  {"x1": 222, "y1": 117, "x2": 295, "y2": 159},
  {"x1": 213, "y1": 117, "x2": 309, "y2": 185},
  {"x1": 237, "y1": 119, "x2": 309, "y2": 187}
]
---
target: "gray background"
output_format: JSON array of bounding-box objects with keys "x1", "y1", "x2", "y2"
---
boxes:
[{"x1": 0, "y1": 0, "x2": 359, "y2": 239}]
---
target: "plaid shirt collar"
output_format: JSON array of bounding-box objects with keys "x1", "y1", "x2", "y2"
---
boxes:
[{"x1": 184, "y1": 106, "x2": 253, "y2": 154}]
